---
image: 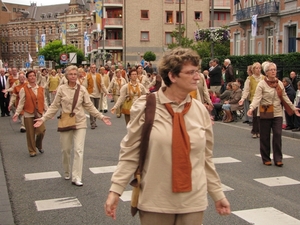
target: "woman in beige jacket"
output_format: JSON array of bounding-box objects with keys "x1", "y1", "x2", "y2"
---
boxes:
[
  {"x1": 34, "y1": 65, "x2": 111, "y2": 186},
  {"x1": 105, "y1": 48, "x2": 230, "y2": 224}
]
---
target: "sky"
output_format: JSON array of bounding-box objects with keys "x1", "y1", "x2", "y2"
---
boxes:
[{"x1": 3, "y1": 0, "x2": 70, "y2": 6}]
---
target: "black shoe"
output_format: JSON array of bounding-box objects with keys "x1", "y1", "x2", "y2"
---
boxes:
[
  {"x1": 20, "y1": 128, "x2": 26, "y2": 133},
  {"x1": 100, "y1": 110, "x2": 103, "y2": 112},
  {"x1": 104, "y1": 110, "x2": 107, "y2": 113},
  {"x1": 284, "y1": 126, "x2": 293, "y2": 130},
  {"x1": 292, "y1": 127, "x2": 300, "y2": 132},
  {"x1": 38, "y1": 149, "x2": 44, "y2": 153},
  {"x1": 110, "y1": 99, "x2": 114, "y2": 102},
  {"x1": 243, "y1": 120, "x2": 249, "y2": 124}
]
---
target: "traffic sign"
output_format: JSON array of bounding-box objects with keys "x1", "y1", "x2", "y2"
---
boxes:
[
  {"x1": 60, "y1": 54, "x2": 68, "y2": 61},
  {"x1": 25, "y1": 62, "x2": 30, "y2": 68},
  {"x1": 38, "y1": 55, "x2": 45, "y2": 61},
  {"x1": 39, "y1": 61, "x2": 45, "y2": 67},
  {"x1": 38, "y1": 55, "x2": 45, "y2": 67}
]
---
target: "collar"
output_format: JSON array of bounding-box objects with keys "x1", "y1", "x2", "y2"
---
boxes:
[{"x1": 158, "y1": 86, "x2": 191, "y2": 106}]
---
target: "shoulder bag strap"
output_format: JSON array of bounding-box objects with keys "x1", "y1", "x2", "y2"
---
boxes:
[
  {"x1": 71, "y1": 84, "x2": 80, "y2": 115},
  {"x1": 138, "y1": 93, "x2": 156, "y2": 174}
]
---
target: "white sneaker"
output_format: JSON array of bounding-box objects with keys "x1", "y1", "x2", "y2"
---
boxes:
[
  {"x1": 72, "y1": 181, "x2": 83, "y2": 186},
  {"x1": 64, "y1": 176, "x2": 70, "y2": 180}
]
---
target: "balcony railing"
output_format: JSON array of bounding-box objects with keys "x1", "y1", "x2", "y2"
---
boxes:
[
  {"x1": 210, "y1": 20, "x2": 230, "y2": 28},
  {"x1": 236, "y1": 2, "x2": 279, "y2": 21},
  {"x1": 210, "y1": 0, "x2": 230, "y2": 8},
  {"x1": 104, "y1": 18, "x2": 123, "y2": 26},
  {"x1": 103, "y1": 0, "x2": 123, "y2": 4},
  {"x1": 91, "y1": 39, "x2": 123, "y2": 49}
]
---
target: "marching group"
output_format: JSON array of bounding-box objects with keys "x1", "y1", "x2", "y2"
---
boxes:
[{"x1": 1, "y1": 47, "x2": 300, "y2": 224}]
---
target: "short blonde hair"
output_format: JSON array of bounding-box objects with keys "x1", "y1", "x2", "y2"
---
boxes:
[{"x1": 65, "y1": 65, "x2": 78, "y2": 76}]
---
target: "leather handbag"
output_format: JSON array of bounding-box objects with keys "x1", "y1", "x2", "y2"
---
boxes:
[
  {"x1": 130, "y1": 93, "x2": 156, "y2": 217},
  {"x1": 57, "y1": 85, "x2": 80, "y2": 132},
  {"x1": 121, "y1": 97, "x2": 133, "y2": 115},
  {"x1": 259, "y1": 105, "x2": 274, "y2": 119}
]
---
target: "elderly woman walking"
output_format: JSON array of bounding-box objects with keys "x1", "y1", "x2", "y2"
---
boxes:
[
  {"x1": 247, "y1": 62, "x2": 300, "y2": 167},
  {"x1": 105, "y1": 47, "x2": 230, "y2": 224},
  {"x1": 34, "y1": 65, "x2": 111, "y2": 186}
]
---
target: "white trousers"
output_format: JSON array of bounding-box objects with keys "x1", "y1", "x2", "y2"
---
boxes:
[
  {"x1": 60, "y1": 128, "x2": 86, "y2": 182},
  {"x1": 101, "y1": 93, "x2": 108, "y2": 110}
]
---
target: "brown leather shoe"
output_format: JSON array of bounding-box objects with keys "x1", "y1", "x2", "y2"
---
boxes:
[
  {"x1": 275, "y1": 162, "x2": 283, "y2": 167},
  {"x1": 263, "y1": 161, "x2": 272, "y2": 166}
]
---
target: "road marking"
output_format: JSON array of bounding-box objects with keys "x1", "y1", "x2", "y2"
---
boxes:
[
  {"x1": 254, "y1": 176, "x2": 300, "y2": 187},
  {"x1": 233, "y1": 207, "x2": 300, "y2": 225},
  {"x1": 24, "y1": 171, "x2": 61, "y2": 181},
  {"x1": 213, "y1": 157, "x2": 241, "y2": 164},
  {"x1": 120, "y1": 190, "x2": 132, "y2": 202},
  {"x1": 89, "y1": 166, "x2": 117, "y2": 174},
  {"x1": 222, "y1": 184, "x2": 234, "y2": 191},
  {"x1": 255, "y1": 153, "x2": 294, "y2": 159},
  {"x1": 35, "y1": 197, "x2": 82, "y2": 211}
]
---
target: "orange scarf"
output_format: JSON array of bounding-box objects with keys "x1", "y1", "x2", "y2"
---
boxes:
[{"x1": 165, "y1": 101, "x2": 192, "y2": 193}]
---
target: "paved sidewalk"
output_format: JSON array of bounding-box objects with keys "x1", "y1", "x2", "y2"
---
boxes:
[{"x1": 0, "y1": 146, "x2": 14, "y2": 225}]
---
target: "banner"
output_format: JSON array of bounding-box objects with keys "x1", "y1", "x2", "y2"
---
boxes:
[
  {"x1": 95, "y1": 0, "x2": 103, "y2": 32},
  {"x1": 35, "y1": 34, "x2": 39, "y2": 52},
  {"x1": 41, "y1": 34, "x2": 46, "y2": 48},
  {"x1": 84, "y1": 31, "x2": 89, "y2": 57},
  {"x1": 61, "y1": 22, "x2": 67, "y2": 45},
  {"x1": 28, "y1": 53, "x2": 33, "y2": 63},
  {"x1": 251, "y1": 14, "x2": 257, "y2": 37}
]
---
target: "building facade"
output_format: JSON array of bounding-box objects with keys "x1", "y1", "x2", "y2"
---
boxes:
[
  {"x1": 87, "y1": 0, "x2": 211, "y2": 67},
  {"x1": 229, "y1": 0, "x2": 300, "y2": 56},
  {"x1": 0, "y1": 0, "x2": 231, "y2": 69}
]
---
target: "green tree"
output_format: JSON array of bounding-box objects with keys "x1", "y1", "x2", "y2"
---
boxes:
[
  {"x1": 143, "y1": 51, "x2": 156, "y2": 62},
  {"x1": 38, "y1": 40, "x2": 85, "y2": 65},
  {"x1": 168, "y1": 25, "x2": 230, "y2": 59}
]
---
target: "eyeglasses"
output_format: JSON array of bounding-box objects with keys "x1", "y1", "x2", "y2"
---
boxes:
[
  {"x1": 68, "y1": 73, "x2": 78, "y2": 76},
  {"x1": 180, "y1": 70, "x2": 200, "y2": 76},
  {"x1": 267, "y1": 68, "x2": 277, "y2": 72}
]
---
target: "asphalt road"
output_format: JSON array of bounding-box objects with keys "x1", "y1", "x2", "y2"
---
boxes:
[{"x1": 1, "y1": 102, "x2": 300, "y2": 225}]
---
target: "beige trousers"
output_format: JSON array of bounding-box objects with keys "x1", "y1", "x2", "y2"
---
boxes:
[
  {"x1": 139, "y1": 210, "x2": 204, "y2": 225},
  {"x1": 113, "y1": 95, "x2": 121, "y2": 116},
  {"x1": 60, "y1": 128, "x2": 86, "y2": 182}
]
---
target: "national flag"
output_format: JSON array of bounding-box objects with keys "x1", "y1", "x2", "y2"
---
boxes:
[
  {"x1": 41, "y1": 34, "x2": 46, "y2": 48},
  {"x1": 84, "y1": 32, "x2": 89, "y2": 47},
  {"x1": 35, "y1": 34, "x2": 39, "y2": 52},
  {"x1": 95, "y1": 0, "x2": 103, "y2": 32},
  {"x1": 251, "y1": 14, "x2": 257, "y2": 37},
  {"x1": 28, "y1": 53, "x2": 33, "y2": 63},
  {"x1": 84, "y1": 31, "x2": 90, "y2": 57},
  {"x1": 61, "y1": 22, "x2": 66, "y2": 45}
]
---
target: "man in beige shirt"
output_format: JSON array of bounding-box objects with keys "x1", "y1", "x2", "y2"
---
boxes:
[{"x1": 86, "y1": 64, "x2": 109, "y2": 129}]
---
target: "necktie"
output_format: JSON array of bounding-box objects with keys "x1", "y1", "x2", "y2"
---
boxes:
[{"x1": 165, "y1": 101, "x2": 192, "y2": 193}]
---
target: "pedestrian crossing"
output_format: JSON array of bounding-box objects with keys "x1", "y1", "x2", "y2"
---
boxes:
[{"x1": 24, "y1": 156, "x2": 300, "y2": 224}]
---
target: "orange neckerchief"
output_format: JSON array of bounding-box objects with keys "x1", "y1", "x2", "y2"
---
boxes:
[
  {"x1": 128, "y1": 82, "x2": 141, "y2": 97},
  {"x1": 164, "y1": 101, "x2": 192, "y2": 193}
]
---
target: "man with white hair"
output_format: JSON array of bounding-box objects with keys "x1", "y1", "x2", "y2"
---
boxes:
[{"x1": 223, "y1": 59, "x2": 234, "y2": 83}]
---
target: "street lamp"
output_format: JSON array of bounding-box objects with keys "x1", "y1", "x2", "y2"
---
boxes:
[{"x1": 178, "y1": 0, "x2": 182, "y2": 46}]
